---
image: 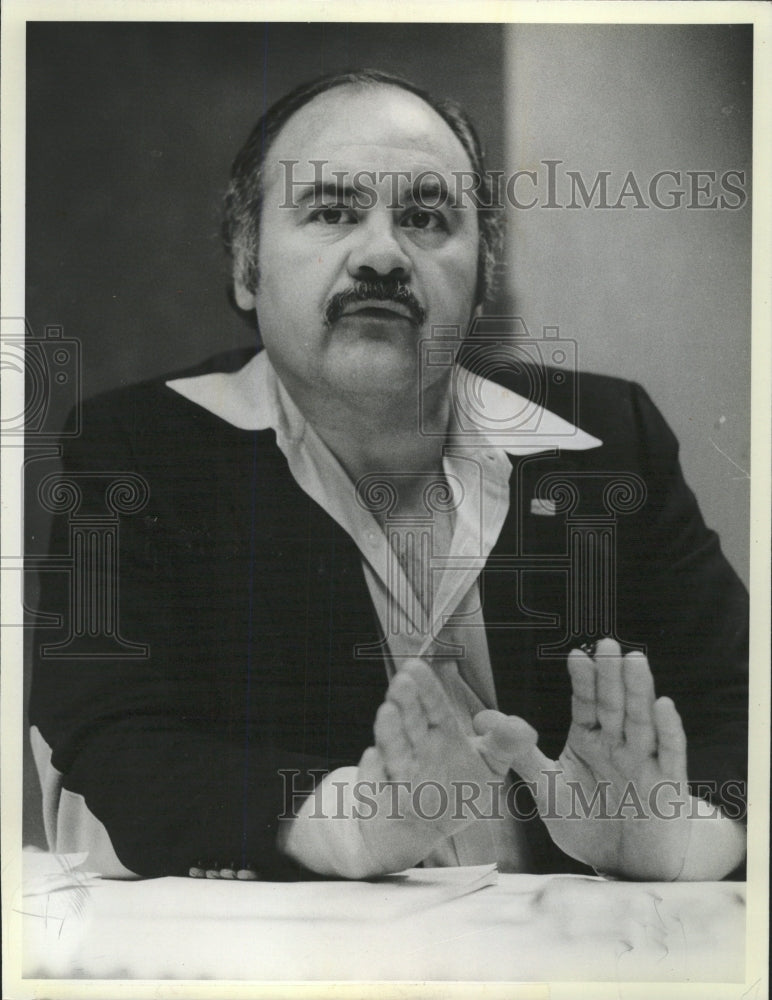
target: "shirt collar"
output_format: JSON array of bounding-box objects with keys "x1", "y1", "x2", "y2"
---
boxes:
[{"x1": 166, "y1": 348, "x2": 602, "y2": 454}]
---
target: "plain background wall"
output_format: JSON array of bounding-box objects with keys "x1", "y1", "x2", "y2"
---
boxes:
[{"x1": 23, "y1": 22, "x2": 751, "y2": 847}]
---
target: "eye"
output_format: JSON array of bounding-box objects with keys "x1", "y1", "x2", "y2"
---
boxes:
[
  {"x1": 308, "y1": 205, "x2": 357, "y2": 225},
  {"x1": 401, "y1": 209, "x2": 445, "y2": 231}
]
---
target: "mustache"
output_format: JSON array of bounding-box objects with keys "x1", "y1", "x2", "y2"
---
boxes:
[{"x1": 324, "y1": 280, "x2": 426, "y2": 327}]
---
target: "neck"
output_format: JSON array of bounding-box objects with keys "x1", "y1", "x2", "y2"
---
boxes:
[{"x1": 281, "y1": 370, "x2": 452, "y2": 484}]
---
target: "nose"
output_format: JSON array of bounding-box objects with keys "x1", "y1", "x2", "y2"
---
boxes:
[{"x1": 346, "y1": 214, "x2": 412, "y2": 282}]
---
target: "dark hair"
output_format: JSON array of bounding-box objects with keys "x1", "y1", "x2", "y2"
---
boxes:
[{"x1": 222, "y1": 69, "x2": 502, "y2": 307}]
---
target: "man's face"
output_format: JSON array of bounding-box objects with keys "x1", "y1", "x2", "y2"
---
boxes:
[{"x1": 236, "y1": 84, "x2": 480, "y2": 404}]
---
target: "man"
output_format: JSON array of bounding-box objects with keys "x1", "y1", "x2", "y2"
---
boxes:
[{"x1": 29, "y1": 70, "x2": 748, "y2": 881}]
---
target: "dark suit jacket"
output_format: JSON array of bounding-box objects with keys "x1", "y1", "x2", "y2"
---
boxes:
[{"x1": 29, "y1": 350, "x2": 748, "y2": 877}]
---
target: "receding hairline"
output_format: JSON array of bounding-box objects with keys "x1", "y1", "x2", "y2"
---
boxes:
[{"x1": 259, "y1": 79, "x2": 477, "y2": 181}]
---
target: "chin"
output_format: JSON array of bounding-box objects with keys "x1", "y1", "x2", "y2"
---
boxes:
[{"x1": 326, "y1": 343, "x2": 422, "y2": 394}]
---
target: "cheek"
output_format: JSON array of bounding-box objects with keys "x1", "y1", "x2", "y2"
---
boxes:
[
  {"x1": 434, "y1": 230, "x2": 479, "y2": 280},
  {"x1": 260, "y1": 238, "x2": 341, "y2": 301},
  {"x1": 257, "y1": 251, "x2": 306, "y2": 309},
  {"x1": 255, "y1": 263, "x2": 326, "y2": 352},
  {"x1": 424, "y1": 249, "x2": 478, "y2": 303}
]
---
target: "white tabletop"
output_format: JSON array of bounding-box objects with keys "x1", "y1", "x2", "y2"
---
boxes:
[{"x1": 17, "y1": 853, "x2": 745, "y2": 987}]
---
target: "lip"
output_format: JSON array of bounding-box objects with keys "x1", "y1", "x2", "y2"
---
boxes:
[{"x1": 340, "y1": 300, "x2": 414, "y2": 321}]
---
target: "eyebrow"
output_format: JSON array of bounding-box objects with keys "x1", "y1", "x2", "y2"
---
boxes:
[
  {"x1": 294, "y1": 181, "x2": 358, "y2": 207},
  {"x1": 408, "y1": 177, "x2": 458, "y2": 210},
  {"x1": 292, "y1": 176, "x2": 461, "y2": 211}
]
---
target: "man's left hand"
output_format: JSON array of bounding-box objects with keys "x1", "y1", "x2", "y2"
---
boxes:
[{"x1": 495, "y1": 638, "x2": 696, "y2": 879}]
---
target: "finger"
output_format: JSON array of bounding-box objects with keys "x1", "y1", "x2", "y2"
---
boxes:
[
  {"x1": 595, "y1": 637, "x2": 622, "y2": 657},
  {"x1": 401, "y1": 659, "x2": 455, "y2": 730},
  {"x1": 567, "y1": 648, "x2": 597, "y2": 728},
  {"x1": 653, "y1": 697, "x2": 688, "y2": 781},
  {"x1": 474, "y1": 711, "x2": 554, "y2": 783},
  {"x1": 358, "y1": 745, "x2": 388, "y2": 784},
  {"x1": 622, "y1": 651, "x2": 657, "y2": 756},
  {"x1": 595, "y1": 639, "x2": 624, "y2": 743},
  {"x1": 373, "y1": 702, "x2": 415, "y2": 780},
  {"x1": 473, "y1": 708, "x2": 511, "y2": 736},
  {"x1": 473, "y1": 710, "x2": 544, "y2": 775},
  {"x1": 386, "y1": 672, "x2": 427, "y2": 749},
  {"x1": 510, "y1": 737, "x2": 556, "y2": 788}
]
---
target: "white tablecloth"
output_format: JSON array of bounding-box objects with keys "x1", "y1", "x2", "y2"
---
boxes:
[{"x1": 17, "y1": 853, "x2": 745, "y2": 986}]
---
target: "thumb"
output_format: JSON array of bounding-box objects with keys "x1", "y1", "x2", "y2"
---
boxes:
[{"x1": 473, "y1": 710, "x2": 548, "y2": 777}]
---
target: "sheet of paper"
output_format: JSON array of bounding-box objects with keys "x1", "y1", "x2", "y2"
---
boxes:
[{"x1": 22, "y1": 849, "x2": 102, "y2": 896}]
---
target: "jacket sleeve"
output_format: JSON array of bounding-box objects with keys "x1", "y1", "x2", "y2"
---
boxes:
[{"x1": 28, "y1": 393, "x2": 329, "y2": 878}]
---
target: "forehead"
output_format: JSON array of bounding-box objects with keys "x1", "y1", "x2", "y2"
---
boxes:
[{"x1": 263, "y1": 84, "x2": 475, "y2": 185}]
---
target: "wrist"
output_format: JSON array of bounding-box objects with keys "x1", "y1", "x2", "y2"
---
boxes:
[{"x1": 675, "y1": 797, "x2": 746, "y2": 881}]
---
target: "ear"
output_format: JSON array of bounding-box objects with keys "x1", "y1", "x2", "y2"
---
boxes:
[
  {"x1": 232, "y1": 251, "x2": 257, "y2": 310},
  {"x1": 233, "y1": 276, "x2": 257, "y2": 311}
]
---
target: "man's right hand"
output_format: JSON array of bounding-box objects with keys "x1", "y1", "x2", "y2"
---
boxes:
[{"x1": 354, "y1": 659, "x2": 532, "y2": 874}]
